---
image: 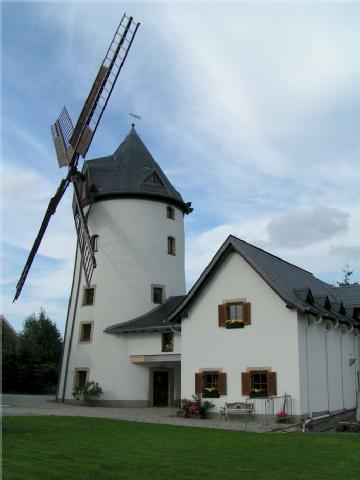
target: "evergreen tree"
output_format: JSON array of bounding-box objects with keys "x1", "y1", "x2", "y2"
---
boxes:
[
  {"x1": 1, "y1": 317, "x2": 19, "y2": 392},
  {"x1": 337, "y1": 265, "x2": 359, "y2": 286},
  {"x1": 17, "y1": 309, "x2": 63, "y2": 393}
]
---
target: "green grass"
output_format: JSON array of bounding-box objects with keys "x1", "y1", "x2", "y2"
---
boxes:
[{"x1": 3, "y1": 416, "x2": 360, "y2": 480}]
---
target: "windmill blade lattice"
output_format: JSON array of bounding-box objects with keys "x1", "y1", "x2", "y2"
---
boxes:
[
  {"x1": 51, "y1": 107, "x2": 75, "y2": 168},
  {"x1": 13, "y1": 13, "x2": 140, "y2": 302},
  {"x1": 69, "y1": 14, "x2": 140, "y2": 159},
  {"x1": 72, "y1": 180, "x2": 96, "y2": 287}
]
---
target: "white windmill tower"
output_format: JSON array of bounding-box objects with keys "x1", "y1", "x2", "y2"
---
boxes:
[
  {"x1": 57, "y1": 124, "x2": 192, "y2": 404},
  {"x1": 15, "y1": 14, "x2": 192, "y2": 405}
]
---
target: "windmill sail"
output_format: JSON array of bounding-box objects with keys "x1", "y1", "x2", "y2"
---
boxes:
[
  {"x1": 51, "y1": 107, "x2": 75, "y2": 168},
  {"x1": 13, "y1": 178, "x2": 70, "y2": 302},
  {"x1": 13, "y1": 13, "x2": 140, "y2": 302},
  {"x1": 72, "y1": 181, "x2": 96, "y2": 286},
  {"x1": 69, "y1": 14, "x2": 140, "y2": 159}
]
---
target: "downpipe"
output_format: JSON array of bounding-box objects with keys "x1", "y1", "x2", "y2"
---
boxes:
[{"x1": 305, "y1": 313, "x2": 323, "y2": 416}]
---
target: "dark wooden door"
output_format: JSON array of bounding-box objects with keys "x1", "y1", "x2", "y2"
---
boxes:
[{"x1": 153, "y1": 371, "x2": 168, "y2": 406}]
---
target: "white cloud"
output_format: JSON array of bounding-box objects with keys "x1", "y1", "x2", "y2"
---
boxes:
[
  {"x1": 267, "y1": 206, "x2": 349, "y2": 248},
  {"x1": 3, "y1": 3, "x2": 360, "y2": 330}
]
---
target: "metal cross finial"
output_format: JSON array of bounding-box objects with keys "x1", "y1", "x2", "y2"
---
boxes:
[{"x1": 129, "y1": 112, "x2": 141, "y2": 120}]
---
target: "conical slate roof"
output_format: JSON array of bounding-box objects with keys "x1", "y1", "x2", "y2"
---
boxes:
[{"x1": 82, "y1": 126, "x2": 192, "y2": 213}]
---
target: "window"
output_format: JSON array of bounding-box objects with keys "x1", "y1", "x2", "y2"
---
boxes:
[
  {"x1": 82, "y1": 287, "x2": 95, "y2": 306},
  {"x1": 227, "y1": 303, "x2": 243, "y2": 321},
  {"x1": 90, "y1": 235, "x2": 98, "y2": 252},
  {"x1": 166, "y1": 206, "x2": 175, "y2": 220},
  {"x1": 162, "y1": 332, "x2": 174, "y2": 352},
  {"x1": 195, "y1": 371, "x2": 227, "y2": 397},
  {"x1": 74, "y1": 369, "x2": 88, "y2": 389},
  {"x1": 152, "y1": 285, "x2": 164, "y2": 304},
  {"x1": 144, "y1": 172, "x2": 163, "y2": 185},
  {"x1": 241, "y1": 370, "x2": 277, "y2": 397},
  {"x1": 79, "y1": 322, "x2": 93, "y2": 342},
  {"x1": 167, "y1": 236, "x2": 176, "y2": 255},
  {"x1": 218, "y1": 301, "x2": 251, "y2": 327}
]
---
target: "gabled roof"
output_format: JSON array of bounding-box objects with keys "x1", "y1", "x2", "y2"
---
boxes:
[
  {"x1": 167, "y1": 235, "x2": 359, "y2": 326},
  {"x1": 332, "y1": 285, "x2": 360, "y2": 308},
  {"x1": 105, "y1": 296, "x2": 185, "y2": 334},
  {"x1": 82, "y1": 126, "x2": 192, "y2": 214}
]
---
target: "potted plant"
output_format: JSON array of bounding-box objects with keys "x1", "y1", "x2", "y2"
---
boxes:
[{"x1": 72, "y1": 381, "x2": 103, "y2": 405}]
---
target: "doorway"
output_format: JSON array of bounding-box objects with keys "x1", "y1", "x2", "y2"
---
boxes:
[{"x1": 153, "y1": 371, "x2": 169, "y2": 406}]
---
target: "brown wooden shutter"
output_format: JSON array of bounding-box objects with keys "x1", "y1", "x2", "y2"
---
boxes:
[
  {"x1": 241, "y1": 372, "x2": 251, "y2": 396},
  {"x1": 267, "y1": 372, "x2": 277, "y2": 396},
  {"x1": 243, "y1": 302, "x2": 251, "y2": 325},
  {"x1": 218, "y1": 372, "x2": 227, "y2": 395},
  {"x1": 195, "y1": 373, "x2": 203, "y2": 394},
  {"x1": 218, "y1": 304, "x2": 227, "y2": 326}
]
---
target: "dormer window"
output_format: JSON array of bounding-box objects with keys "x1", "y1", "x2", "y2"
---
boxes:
[{"x1": 144, "y1": 172, "x2": 163, "y2": 185}]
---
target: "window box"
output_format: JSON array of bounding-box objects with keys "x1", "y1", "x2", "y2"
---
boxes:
[
  {"x1": 225, "y1": 320, "x2": 244, "y2": 329},
  {"x1": 202, "y1": 388, "x2": 220, "y2": 398}
]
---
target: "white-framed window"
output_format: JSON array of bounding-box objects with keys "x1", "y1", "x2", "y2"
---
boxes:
[
  {"x1": 79, "y1": 322, "x2": 93, "y2": 343},
  {"x1": 166, "y1": 206, "x2": 175, "y2": 220},
  {"x1": 90, "y1": 235, "x2": 98, "y2": 252},
  {"x1": 74, "y1": 368, "x2": 89, "y2": 389},
  {"x1": 161, "y1": 332, "x2": 174, "y2": 352},
  {"x1": 82, "y1": 286, "x2": 95, "y2": 306},
  {"x1": 152, "y1": 285, "x2": 164, "y2": 304},
  {"x1": 167, "y1": 236, "x2": 176, "y2": 256}
]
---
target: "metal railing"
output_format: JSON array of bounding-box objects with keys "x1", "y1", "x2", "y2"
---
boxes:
[{"x1": 247, "y1": 394, "x2": 293, "y2": 423}]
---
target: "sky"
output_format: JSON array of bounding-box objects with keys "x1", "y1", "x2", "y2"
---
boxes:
[{"x1": 1, "y1": 1, "x2": 360, "y2": 334}]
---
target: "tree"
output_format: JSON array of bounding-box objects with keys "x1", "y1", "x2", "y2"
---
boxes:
[
  {"x1": 17, "y1": 309, "x2": 63, "y2": 394},
  {"x1": 337, "y1": 265, "x2": 359, "y2": 286},
  {"x1": 1, "y1": 316, "x2": 20, "y2": 393}
]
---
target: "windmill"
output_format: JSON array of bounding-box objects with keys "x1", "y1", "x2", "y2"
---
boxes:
[{"x1": 13, "y1": 13, "x2": 140, "y2": 302}]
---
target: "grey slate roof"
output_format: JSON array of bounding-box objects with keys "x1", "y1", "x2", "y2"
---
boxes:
[
  {"x1": 331, "y1": 285, "x2": 360, "y2": 316},
  {"x1": 167, "y1": 235, "x2": 360, "y2": 326},
  {"x1": 105, "y1": 296, "x2": 185, "y2": 334},
  {"x1": 83, "y1": 126, "x2": 192, "y2": 214}
]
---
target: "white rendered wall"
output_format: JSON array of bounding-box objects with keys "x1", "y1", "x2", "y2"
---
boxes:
[
  {"x1": 297, "y1": 313, "x2": 359, "y2": 416},
  {"x1": 58, "y1": 198, "x2": 185, "y2": 402},
  {"x1": 181, "y1": 251, "x2": 301, "y2": 415},
  {"x1": 126, "y1": 331, "x2": 181, "y2": 356}
]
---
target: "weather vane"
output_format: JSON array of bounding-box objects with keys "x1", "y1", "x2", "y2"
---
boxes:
[{"x1": 129, "y1": 112, "x2": 141, "y2": 125}]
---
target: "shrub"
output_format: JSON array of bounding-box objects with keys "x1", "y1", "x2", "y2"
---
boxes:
[
  {"x1": 72, "y1": 381, "x2": 103, "y2": 402},
  {"x1": 181, "y1": 394, "x2": 214, "y2": 418}
]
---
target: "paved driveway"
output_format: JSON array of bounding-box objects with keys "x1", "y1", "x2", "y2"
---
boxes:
[{"x1": 2, "y1": 394, "x2": 273, "y2": 432}]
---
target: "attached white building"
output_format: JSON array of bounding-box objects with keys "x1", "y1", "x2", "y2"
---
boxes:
[{"x1": 58, "y1": 127, "x2": 360, "y2": 420}]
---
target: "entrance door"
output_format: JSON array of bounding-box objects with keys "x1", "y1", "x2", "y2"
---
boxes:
[{"x1": 153, "y1": 371, "x2": 169, "y2": 406}]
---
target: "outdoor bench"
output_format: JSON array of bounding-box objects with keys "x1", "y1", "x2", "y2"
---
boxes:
[{"x1": 220, "y1": 401, "x2": 254, "y2": 421}]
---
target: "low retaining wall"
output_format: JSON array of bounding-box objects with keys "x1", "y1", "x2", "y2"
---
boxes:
[{"x1": 306, "y1": 409, "x2": 356, "y2": 432}]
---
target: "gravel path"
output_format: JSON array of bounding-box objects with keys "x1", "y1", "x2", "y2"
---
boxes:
[{"x1": 2, "y1": 394, "x2": 274, "y2": 432}]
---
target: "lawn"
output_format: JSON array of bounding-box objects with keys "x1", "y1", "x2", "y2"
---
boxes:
[{"x1": 3, "y1": 416, "x2": 360, "y2": 480}]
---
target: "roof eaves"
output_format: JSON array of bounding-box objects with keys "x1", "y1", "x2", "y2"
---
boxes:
[{"x1": 106, "y1": 324, "x2": 172, "y2": 334}]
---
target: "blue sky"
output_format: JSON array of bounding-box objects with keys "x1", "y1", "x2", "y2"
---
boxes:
[{"x1": 2, "y1": 2, "x2": 360, "y2": 334}]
